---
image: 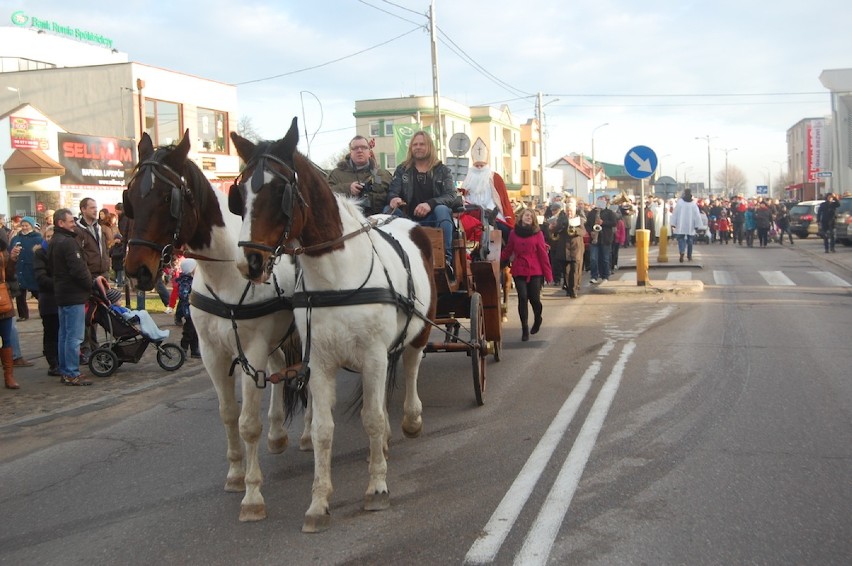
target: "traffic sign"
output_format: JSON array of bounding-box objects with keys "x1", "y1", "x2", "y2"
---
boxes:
[
  {"x1": 756, "y1": 185, "x2": 768, "y2": 195},
  {"x1": 624, "y1": 145, "x2": 658, "y2": 179},
  {"x1": 448, "y1": 133, "x2": 471, "y2": 157},
  {"x1": 817, "y1": 171, "x2": 832, "y2": 178}
]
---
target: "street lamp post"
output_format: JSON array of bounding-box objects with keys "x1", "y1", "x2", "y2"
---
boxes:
[
  {"x1": 537, "y1": 96, "x2": 559, "y2": 202},
  {"x1": 695, "y1": 135, "x2": 715, "y2": 197},
  {"x1": 719, "y1": 147, "x2": 738, "y2": 195},
  {"x1": 591, "y1": 122, "x2": 609, "y2": 204},
  {"x1": 772, "y1": 159, "x2": 785, "y2": 200}
]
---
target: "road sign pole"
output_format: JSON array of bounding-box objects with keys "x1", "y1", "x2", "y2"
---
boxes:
[
  {"x1": 624, "y1": 145, "x2": 657, "y2": 287},
  {"x1": 637, "y1": 178, "x2": 650, "y2": 285}
]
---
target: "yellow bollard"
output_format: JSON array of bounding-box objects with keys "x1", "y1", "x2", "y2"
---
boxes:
[
  {"x1": 657, "y1": 224, "x2": 669, "y2": 263},
  {"x1": 636, "y1": 229, "x2": 651, "y2": 286}
]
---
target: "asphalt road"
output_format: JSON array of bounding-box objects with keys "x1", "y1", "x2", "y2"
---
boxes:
[{"x1": 1, "y1": 236, "x2": 850, "y2": 565}]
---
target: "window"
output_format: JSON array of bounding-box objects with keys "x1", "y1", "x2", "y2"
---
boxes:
[
  {"x1": 384, "y1": 153, "x2": 396, "y2": 169},
  {"x1": 145, "y1": 99, "x2": 181, "y2": 146},
  {"x1": 197, "y1": 108, "x2": 227, "y2": 153},
  {"x1": 384, "y1": 120, "x2": 394, "y2": 136},
  {"x1": 522, "y1": 170, "x2": 529, "y2": 185},
  {"x1": 521, "y1": 141, "x2": 529, "y2": 157},
  {"x1": 369, "y1": 122, "x2": 380, "y2": 137}
]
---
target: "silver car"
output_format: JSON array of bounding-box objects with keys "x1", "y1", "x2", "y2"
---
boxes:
[{"x1": 835, "y1": 197, "x2": 852, "y2": 246}]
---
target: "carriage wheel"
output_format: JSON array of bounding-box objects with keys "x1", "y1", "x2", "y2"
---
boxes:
[
  {"x1": 469, "y1": 292, "x2": 487, "y2": 406},
  {"x1": 89, "y1": 348, "x2": 119, "y2": 377},
  {"x1": 157, "y1": 343, "x2": 186, "y2": 371}
]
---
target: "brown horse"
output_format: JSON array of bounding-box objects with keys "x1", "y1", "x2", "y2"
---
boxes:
[
  {"x1": 122, "y1": 130, "x2": 306, "y2": 522},
  {"x1": 228, "y1": 117, "x2": 435, "y2": 532}
]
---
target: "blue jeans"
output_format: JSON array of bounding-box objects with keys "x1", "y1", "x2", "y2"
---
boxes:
[
  {"x1": 589, "y1": 243, "x2": 611, "y2": 280},
  {"x1": 58, "y1": 304, "x2": 85, "y2": 377},
  {"x1": 676, "y1": 234, "x2": 695, "y2": 259},
  {"x1": 387, "y1": 204, "x2": 454, "y2": 262},
  {"x1": 10, "y1": 319, "x2": 22, "y2": 358}
]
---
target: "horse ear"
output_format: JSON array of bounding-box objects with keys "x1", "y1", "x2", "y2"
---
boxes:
[
  {"x1": 280, "y1": 116, "x2": 299, "y2": 157},
  {"x1": 169, "y1": 130, "x2": 191, "y2": 164},
  {"x1": 231, "y1": 132, "x2": 256, "y2": 162},
  {"x1": 228, "y1": 183, "x2": 244, "y2": 217},
  {"x1": 138, "y1": 133, "x2": 154, "y2": 161}
]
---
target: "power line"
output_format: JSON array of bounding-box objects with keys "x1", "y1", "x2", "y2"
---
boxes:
[
  {"x1": 234, "y1": 26, "x2": 422, "y2": 86},
  {"x1": 356, "y1": 0, "x2": 425, "y2": 25},
  {"x1": 436, "y1": 26, "x2": 533, "y2": 98},
  {"x1": 543, "y1": 91, "x2": 825, "y2": 98}
]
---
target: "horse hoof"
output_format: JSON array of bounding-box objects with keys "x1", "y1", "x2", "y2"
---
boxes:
[
  {"x1": 239, "y1": 503, "x2": 267, "y2": 522},
  {"x1": 364, "y1": 491, "x2": 390, "y2": 511},
  {"x1": 402, "y1": 418, "x2": 422, "y2": 438},
  {"x1": 268, "y1": 436, "x2": 289, "y2": 454},
  {"x1": 299, "y1": 437, "x2": 313, "y2": 452},
  {"x1": 224, "y1": 477, "x2": 246, "y2": 492},
  {"x1": 302, "y1": 512, "x2": 331, "y2": 533}
]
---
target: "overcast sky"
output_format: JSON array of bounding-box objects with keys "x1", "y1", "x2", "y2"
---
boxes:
[{"x1": 10, "y1": 0, "x2": 851, "y2": 191}]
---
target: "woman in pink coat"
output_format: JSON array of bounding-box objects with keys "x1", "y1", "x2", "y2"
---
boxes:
[{"x1": 501, "y1": 208, "x2": 553, "y2": 341}]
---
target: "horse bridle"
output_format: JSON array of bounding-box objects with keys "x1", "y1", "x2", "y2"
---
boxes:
[
  {"x1": 126, "y1": 157, "x2": 190, "y2": 269},
  {"x1": 235, "y1": 152, "x2": 308, "y2": 271}
]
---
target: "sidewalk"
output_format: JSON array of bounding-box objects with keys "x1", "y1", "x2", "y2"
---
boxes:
[{"x1": 0, "y1": 303, "x2": 204, "y2": 430}]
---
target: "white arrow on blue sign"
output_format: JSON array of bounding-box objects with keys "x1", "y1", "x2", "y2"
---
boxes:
[{"x1": 624, "y1": 145, "x2": 658, "y2": 179}]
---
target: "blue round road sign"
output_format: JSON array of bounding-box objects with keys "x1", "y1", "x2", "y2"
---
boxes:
[{"x1": 624, "y1": 145, "x2": 658, "y2": 179}]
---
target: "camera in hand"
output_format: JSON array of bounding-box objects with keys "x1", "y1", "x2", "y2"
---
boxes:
[{"x1": 360, "y1": 178, "x2": 374, "y2": 194}]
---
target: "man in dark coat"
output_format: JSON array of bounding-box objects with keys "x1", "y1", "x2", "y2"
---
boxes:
[
  {"x1": 48, "y1": 208, "x2": 94, "y2": 386},
  {"x1": 817, "y1": 192, "x2": 841, "y2": 253},
  {"x1": 327, "y1": 136, "x2": 391, "y2": 216},
  {"x1": 586, "y1": 205, "x2": 617, "y2": 283}
]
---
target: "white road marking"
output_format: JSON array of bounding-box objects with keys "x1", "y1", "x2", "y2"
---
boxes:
[
  {"x1": 666, "y1": 270, "x2": 693, "y2": 280},
  {"x1": 514, "y1": 341, "x2": 637, "y2": 566},
  {"x1": 464, "y1": 340, "x2": 616, "y2": 565},
  {"x1": 808, "y1": 271, "x2": 851, "y2": 287},
  {"x1": 713, "y1": 270, "x2": 738, "y2": 285},
  {"x1": 760, "y1": 270, "x2": 795, "y2": 286}
]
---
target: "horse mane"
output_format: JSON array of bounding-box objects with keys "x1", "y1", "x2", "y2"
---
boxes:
[{"x1": 290, "y1": 149, "x2": 344, "y2": 252}]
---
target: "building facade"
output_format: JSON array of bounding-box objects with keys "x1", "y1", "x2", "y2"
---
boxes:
[
  {"x1": 819, "y1": 68, "x2": 852, "y2": 197},
  {"x1": 0, "y1": 20, "x2": 240, "y2": 218}
]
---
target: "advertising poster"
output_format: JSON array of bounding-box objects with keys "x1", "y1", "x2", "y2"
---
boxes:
[{"x1": 58, "y1": 132, "x2": 136, "y2": 190}]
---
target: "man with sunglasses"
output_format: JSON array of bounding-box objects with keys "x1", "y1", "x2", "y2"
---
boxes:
[{"x1": 328, "y1": 135, "x2": 391, "y2": 216}]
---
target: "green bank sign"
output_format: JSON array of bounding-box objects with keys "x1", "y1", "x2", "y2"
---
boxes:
[{"x1": 11, "y1": 10, "x2": 114, "y2": 49}]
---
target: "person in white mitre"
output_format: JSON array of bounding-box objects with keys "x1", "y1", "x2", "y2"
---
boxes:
[{"x1": 460, "y1": 138, "x2": 516, "y2": 246}]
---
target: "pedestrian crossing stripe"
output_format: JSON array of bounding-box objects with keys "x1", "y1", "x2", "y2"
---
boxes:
[{"x1": 616, "y1": 270, "x2": 851, "y2": 287}]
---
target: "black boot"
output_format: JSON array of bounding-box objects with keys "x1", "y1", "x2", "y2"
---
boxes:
[
  {"x1": 521, "y1": 323, "x2": 529, "y2": 342},
  {"x1": 531, "y1": 314, "x2": 543, "y2": 335}
]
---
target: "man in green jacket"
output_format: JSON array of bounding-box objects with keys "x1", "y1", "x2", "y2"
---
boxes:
[{"x1": 327, "y1": 136, "x2": 391, "y2": 216}]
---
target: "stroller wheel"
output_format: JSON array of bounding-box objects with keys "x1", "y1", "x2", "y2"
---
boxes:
[
  {"x1": 157, "y1": 342, "x2": 186, "y2": 371},
  {"x1": 89, "y1": 348, "x2": 119, "y2": 377}
]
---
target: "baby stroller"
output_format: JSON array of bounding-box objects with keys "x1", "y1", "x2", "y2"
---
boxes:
[
  {"x1": 695, "y1": 212, "x2": 711, "y2": 244},
  {"x1": 86, "y1": 281, "x2": 185, "y2": 377}
]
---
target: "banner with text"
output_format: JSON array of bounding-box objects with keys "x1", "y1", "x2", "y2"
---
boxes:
[{"x1": 58, "y1": 132, "x2": 136, "y2": 190}]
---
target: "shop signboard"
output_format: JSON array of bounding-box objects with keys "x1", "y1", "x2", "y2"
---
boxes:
[
  {"x1": 57, "y1": 132, "x2": 135, "y2": 190},
  {"x1": 9, "y1": 116, "x2": 50, "y2": 150}
]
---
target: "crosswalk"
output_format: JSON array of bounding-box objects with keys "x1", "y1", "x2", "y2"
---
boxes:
[{"x1": 614, "y1": 270, "x2": 851, "y2": 287}]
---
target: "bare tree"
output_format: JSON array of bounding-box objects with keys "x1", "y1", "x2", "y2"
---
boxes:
[
  {"x1": 320, "y1": 146, "x2": 350, "y2": 171},
  {"x1": 713, "y1": 164, "x2": 748, "y2": 195},
  {"x1": 236, "y1": 116, "x2": 261, "y2": 143}
]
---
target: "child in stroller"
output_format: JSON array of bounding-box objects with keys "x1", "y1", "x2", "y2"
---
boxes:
[{"x1": 86, "y1": 279, "x2": 185, "y2": 377}]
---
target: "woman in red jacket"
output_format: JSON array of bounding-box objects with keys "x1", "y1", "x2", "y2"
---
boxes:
[{"x1": 501, "y1": 208, "x2": 553, "y2": 341}]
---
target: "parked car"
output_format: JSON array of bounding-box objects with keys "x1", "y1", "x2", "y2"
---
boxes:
[
  {"x1": 788, "y1": 200, "x2": 823, "y2": 238},
  {"x1": 835, "y1": 196, "x2": 852, "y2": 246}
]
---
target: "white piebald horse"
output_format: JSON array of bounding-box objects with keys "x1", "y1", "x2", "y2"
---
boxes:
[
  {"x1": 228, "y1": 118, "x2": 436, "y2": 532},
  {"x1": 123, "y1": 130, "x2": 308, "y2": 522}
]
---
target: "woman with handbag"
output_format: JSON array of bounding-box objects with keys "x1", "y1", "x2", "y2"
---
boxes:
[{"x1": 0, "y1": 239, "x2": 22, "y2": 388}]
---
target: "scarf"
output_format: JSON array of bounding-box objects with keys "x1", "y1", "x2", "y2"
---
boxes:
[{"x1": 514, "y1": 223, "x2": 537, "y2": 238}]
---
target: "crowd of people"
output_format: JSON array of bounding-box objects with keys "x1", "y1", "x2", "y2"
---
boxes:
[
  {"x1": 6, "y1": 131, "x2": 846, "y2": 378},
  {"x1": 2, "y1": 199, "x2": 199, "y2": 391}
]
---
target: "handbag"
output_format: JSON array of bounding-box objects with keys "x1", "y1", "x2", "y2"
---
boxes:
[{"x1": 0, "y1": 282, "x2": 13, "y2": 313}]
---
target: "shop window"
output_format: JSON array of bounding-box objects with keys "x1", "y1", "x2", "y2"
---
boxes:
[
  {"x1": 197, "y1": 108, "x2": 227, "y2": 153},
  {"x1": 369, "y1": 122, "x2": 380, "y2": 137},
  {"x1": 145, "y1": 99, "x2": 182, "y2": 146}
]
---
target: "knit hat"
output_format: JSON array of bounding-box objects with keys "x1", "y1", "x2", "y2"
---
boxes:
[
  {"x1": 180, "y1": 258, "x2": 197, "y2": 274},
  {"x1": 22, "y1": 216, "x2": 37, "y2": 229}
]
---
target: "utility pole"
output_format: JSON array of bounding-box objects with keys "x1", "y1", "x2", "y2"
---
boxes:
[
  {"x1": 537, "y1": 92, "x2": 544, "y2": 201},
  {"x1": 429, "y1": 0, "x2": 443, "y2": 160}
]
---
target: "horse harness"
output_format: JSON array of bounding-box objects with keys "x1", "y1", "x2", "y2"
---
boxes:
[{"x1": 190, "y1": 274, "x2": 296, "y2": 389}]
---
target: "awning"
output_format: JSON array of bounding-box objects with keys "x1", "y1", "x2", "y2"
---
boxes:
[{"x1": 3, "y1": 149, "x2": 65, "y2": 177}]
